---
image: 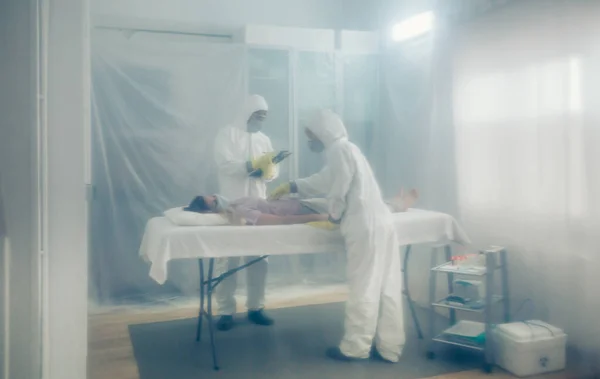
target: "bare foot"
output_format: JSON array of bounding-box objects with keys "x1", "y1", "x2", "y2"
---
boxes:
[
  {"x1": 389, "y1": 188, "x2": 419, "y2": 212},
  {"x1": 404, "y1": 189, "x2": 419, "y2": 209}
]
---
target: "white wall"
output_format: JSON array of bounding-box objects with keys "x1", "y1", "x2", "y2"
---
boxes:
[
  {"x1": 46, "y1": 0, "x2": 90, "y2": 377},
  {"x1": 0, "y1": 0, "x2": 89, "y2": 377},
  {"x1": 379, "y1": 0, "x2": 435, "y2": 26},
  {"x1": 342, "y1": 0, "x2": 383, "y2": 31},
  {"x1": 0, "y1": 0, "x2": 41, "y2": 378},
  {"x1": 92, "y1": 0, "x2": 389, "y2": 33},
  {"x1": 92, "y1": 0, "x2": 347, "y2": 32}
]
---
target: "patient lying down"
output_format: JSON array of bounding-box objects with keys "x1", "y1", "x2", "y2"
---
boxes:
[{"x1": 185, "y1": 189, "x2": 418, "y2": 226}]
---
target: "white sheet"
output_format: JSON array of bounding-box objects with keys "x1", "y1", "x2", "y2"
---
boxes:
[{"x1": 139, "y1": 209, "x2": 471, "y2": 284}]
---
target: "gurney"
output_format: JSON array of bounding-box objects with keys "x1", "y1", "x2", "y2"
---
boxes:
[{"x1": 139, "y1": 209, "x2": 471, "y2": 370}]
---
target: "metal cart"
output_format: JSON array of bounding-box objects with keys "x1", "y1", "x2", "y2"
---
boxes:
[{"x1": 426, "y1": 246, "x2": 510, "y2": 373}]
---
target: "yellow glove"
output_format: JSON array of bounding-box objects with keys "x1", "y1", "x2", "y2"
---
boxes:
[
  {"x1": 306, "y1": 221, "x2": 338, "y2": 231},
  {"x1": 269, "y1": 182, "x2": 291, "y2": 200},
  {"x1": 250, "y1": 152, "x2": 276, "y2": 172},
  {"x1": 261, "y1": 161, "x2": 277, "y2": 181}
]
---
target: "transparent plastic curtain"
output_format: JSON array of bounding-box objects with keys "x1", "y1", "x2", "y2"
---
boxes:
[
  {"x1": 90, "y1": 30, "x2": 380, "y2": 304},
  {"x1": 378, "y1": 33, "x2": 456, "y2": 208},
  {"x1": 380, "y1": 0, "x2": 600, "y2": 363},
  {"x1": 376, "y1": 18, "x2": 458, "y2": 308},
  {"x1": 342, "y1": 54, "x2": 380, "y2": 163},
  {"x1": 90, "y1": 30, "x2": 248, "y2": 302},
  {"x1": 452, "y1": 0, "x2": 600, "y2": 359}
]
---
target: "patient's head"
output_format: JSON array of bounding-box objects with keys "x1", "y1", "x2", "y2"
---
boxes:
[{"x1": 184, "y1": 195, "x2": 217, "y2": 213}]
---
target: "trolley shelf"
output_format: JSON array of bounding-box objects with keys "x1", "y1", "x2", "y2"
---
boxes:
[
  {"x1": 431, "y1": 262, "x2": 487, "y2": 276},
  {"x1": 432, "y1": 295, "x2": 503, "y2": 313},
  {"x1": 426, "y1": 246, "x2": 510, "y2": 374},
  {"x1": 432, "y1": 333, "x2": 485, "y2": 351}
]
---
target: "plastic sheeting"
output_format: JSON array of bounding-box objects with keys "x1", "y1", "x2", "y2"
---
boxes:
[
  {"x1": 379, "y1": 0, "x2": 600, "y2": 364},
  {"x1": 90, "y1": 30, "x2": 380, "y2": 304},
  {"x1": 451, "y1": 0, "x2": 600, "y2": 358},
  {"x1": 90, "y1": 31, "x2": 248, "y2": 301}
]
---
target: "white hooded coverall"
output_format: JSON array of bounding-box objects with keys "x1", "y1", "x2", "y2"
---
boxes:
[
  {"x1": 214, "y1": 94, "x2": 277, "y2": 315},
  {"x1": 295, "y1": 110, "x2": 405, "y2": 362}
]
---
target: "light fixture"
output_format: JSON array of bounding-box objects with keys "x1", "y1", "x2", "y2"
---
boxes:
[{"x1": 392, "y1": 11, "x2": 435, "y2": 42}]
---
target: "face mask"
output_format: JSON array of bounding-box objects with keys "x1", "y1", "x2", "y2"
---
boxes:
[
  {"x1": 214, "y1": 195, "x2": 230, "y2": 213},
  {"x1": 247, "y1": 119, "x2": 263, "y2": 133},
  {"x1": 308, "y1": 139, "x2": 325, "y2": 153}
]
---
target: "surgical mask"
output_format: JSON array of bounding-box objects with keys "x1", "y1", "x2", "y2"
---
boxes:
[
  {"x1": 308, "y1": 139, "x2": 325, "y2": 153},
  {"x1": 247, "y1": 119, "x2": 263, "y2": 133},
  {"x1": 214, "y1": 195, "x2": 230, "y2": 213}
]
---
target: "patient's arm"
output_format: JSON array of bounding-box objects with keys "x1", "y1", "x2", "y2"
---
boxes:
[{"x1": 255, "y1": 213, "x2": 328, "y2": 226}]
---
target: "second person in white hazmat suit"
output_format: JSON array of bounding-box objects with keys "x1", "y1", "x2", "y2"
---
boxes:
[
  {"x1": 270, "y1": 110, "x2": 405, "y2": 363},
  {"x1": 213, "y1": 94, "x2": 278, "y2": 331}
]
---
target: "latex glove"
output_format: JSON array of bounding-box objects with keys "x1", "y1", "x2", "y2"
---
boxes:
[
  {"x1": 306, "y1": 221, "x2": 338, "y2": 231},
  {"x1": 269, "y1": 182, "x2": 291, "y2": 200},
  {"x1": 261, "y1": 161, "x2": 277, "y2": 181},
  {"x1": 250, "y1": 152, "x2": 276, "y2": 172}
]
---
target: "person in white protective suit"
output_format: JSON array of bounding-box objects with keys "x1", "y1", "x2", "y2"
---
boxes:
[
  {"x1": 213, "y1": 94, "x2": 279, "y2": 331},
  {"x1": 270, "y1": 110, "x2": 405, "y2": 363}
]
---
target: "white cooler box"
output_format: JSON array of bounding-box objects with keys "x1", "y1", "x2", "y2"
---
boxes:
[{"x1": 492, "y1": 320, "x2": 567, "y2": 377}]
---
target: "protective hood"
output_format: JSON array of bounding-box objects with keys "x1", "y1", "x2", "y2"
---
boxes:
[
  {"x1": 234, "y1": 94, "x2": 269, "y2": 130},
  {"x1": 307, "y1": 109, "x2": 348, "y2": 147}
]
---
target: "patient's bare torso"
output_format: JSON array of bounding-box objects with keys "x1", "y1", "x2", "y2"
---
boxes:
[{"x1": 229, "y1": 197, "x2": 316, "y2": 225}]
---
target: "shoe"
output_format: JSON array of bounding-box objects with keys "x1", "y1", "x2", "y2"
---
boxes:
[
  {"x1": 216, "y1": 315, "x2": 234, "y2": 331},
  {"x1": 370, "y1": 347, "x2": 395, "y2": 363},
  {"x1": 325, "y1": 347, "x2": 366, "y2": 362},
  {"x1": 247, "y1": 310, "x2": 274, "y2": 326}
]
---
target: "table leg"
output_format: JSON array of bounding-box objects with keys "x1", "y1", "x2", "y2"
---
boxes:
[
  {"x1": 194, "y1": 255, "x2": 269, "y2": 370},
  {"x1": 196, "y1": 259, "x2": 205, "y2": 342},
  {"x1": 402, "y1": 245, "x2": 423, "y2": 339},
  {"x1": 206, "y1": 258, "x2": 220, "y2": 370}
]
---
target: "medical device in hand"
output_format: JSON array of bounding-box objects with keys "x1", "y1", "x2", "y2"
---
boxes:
[{"x1": 249, "y1": 150, "x2": 292, "y2": 177}]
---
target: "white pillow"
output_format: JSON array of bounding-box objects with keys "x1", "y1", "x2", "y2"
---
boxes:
[{"x1": 163, "y1": 207, "x2": 230, "y2": 226}]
